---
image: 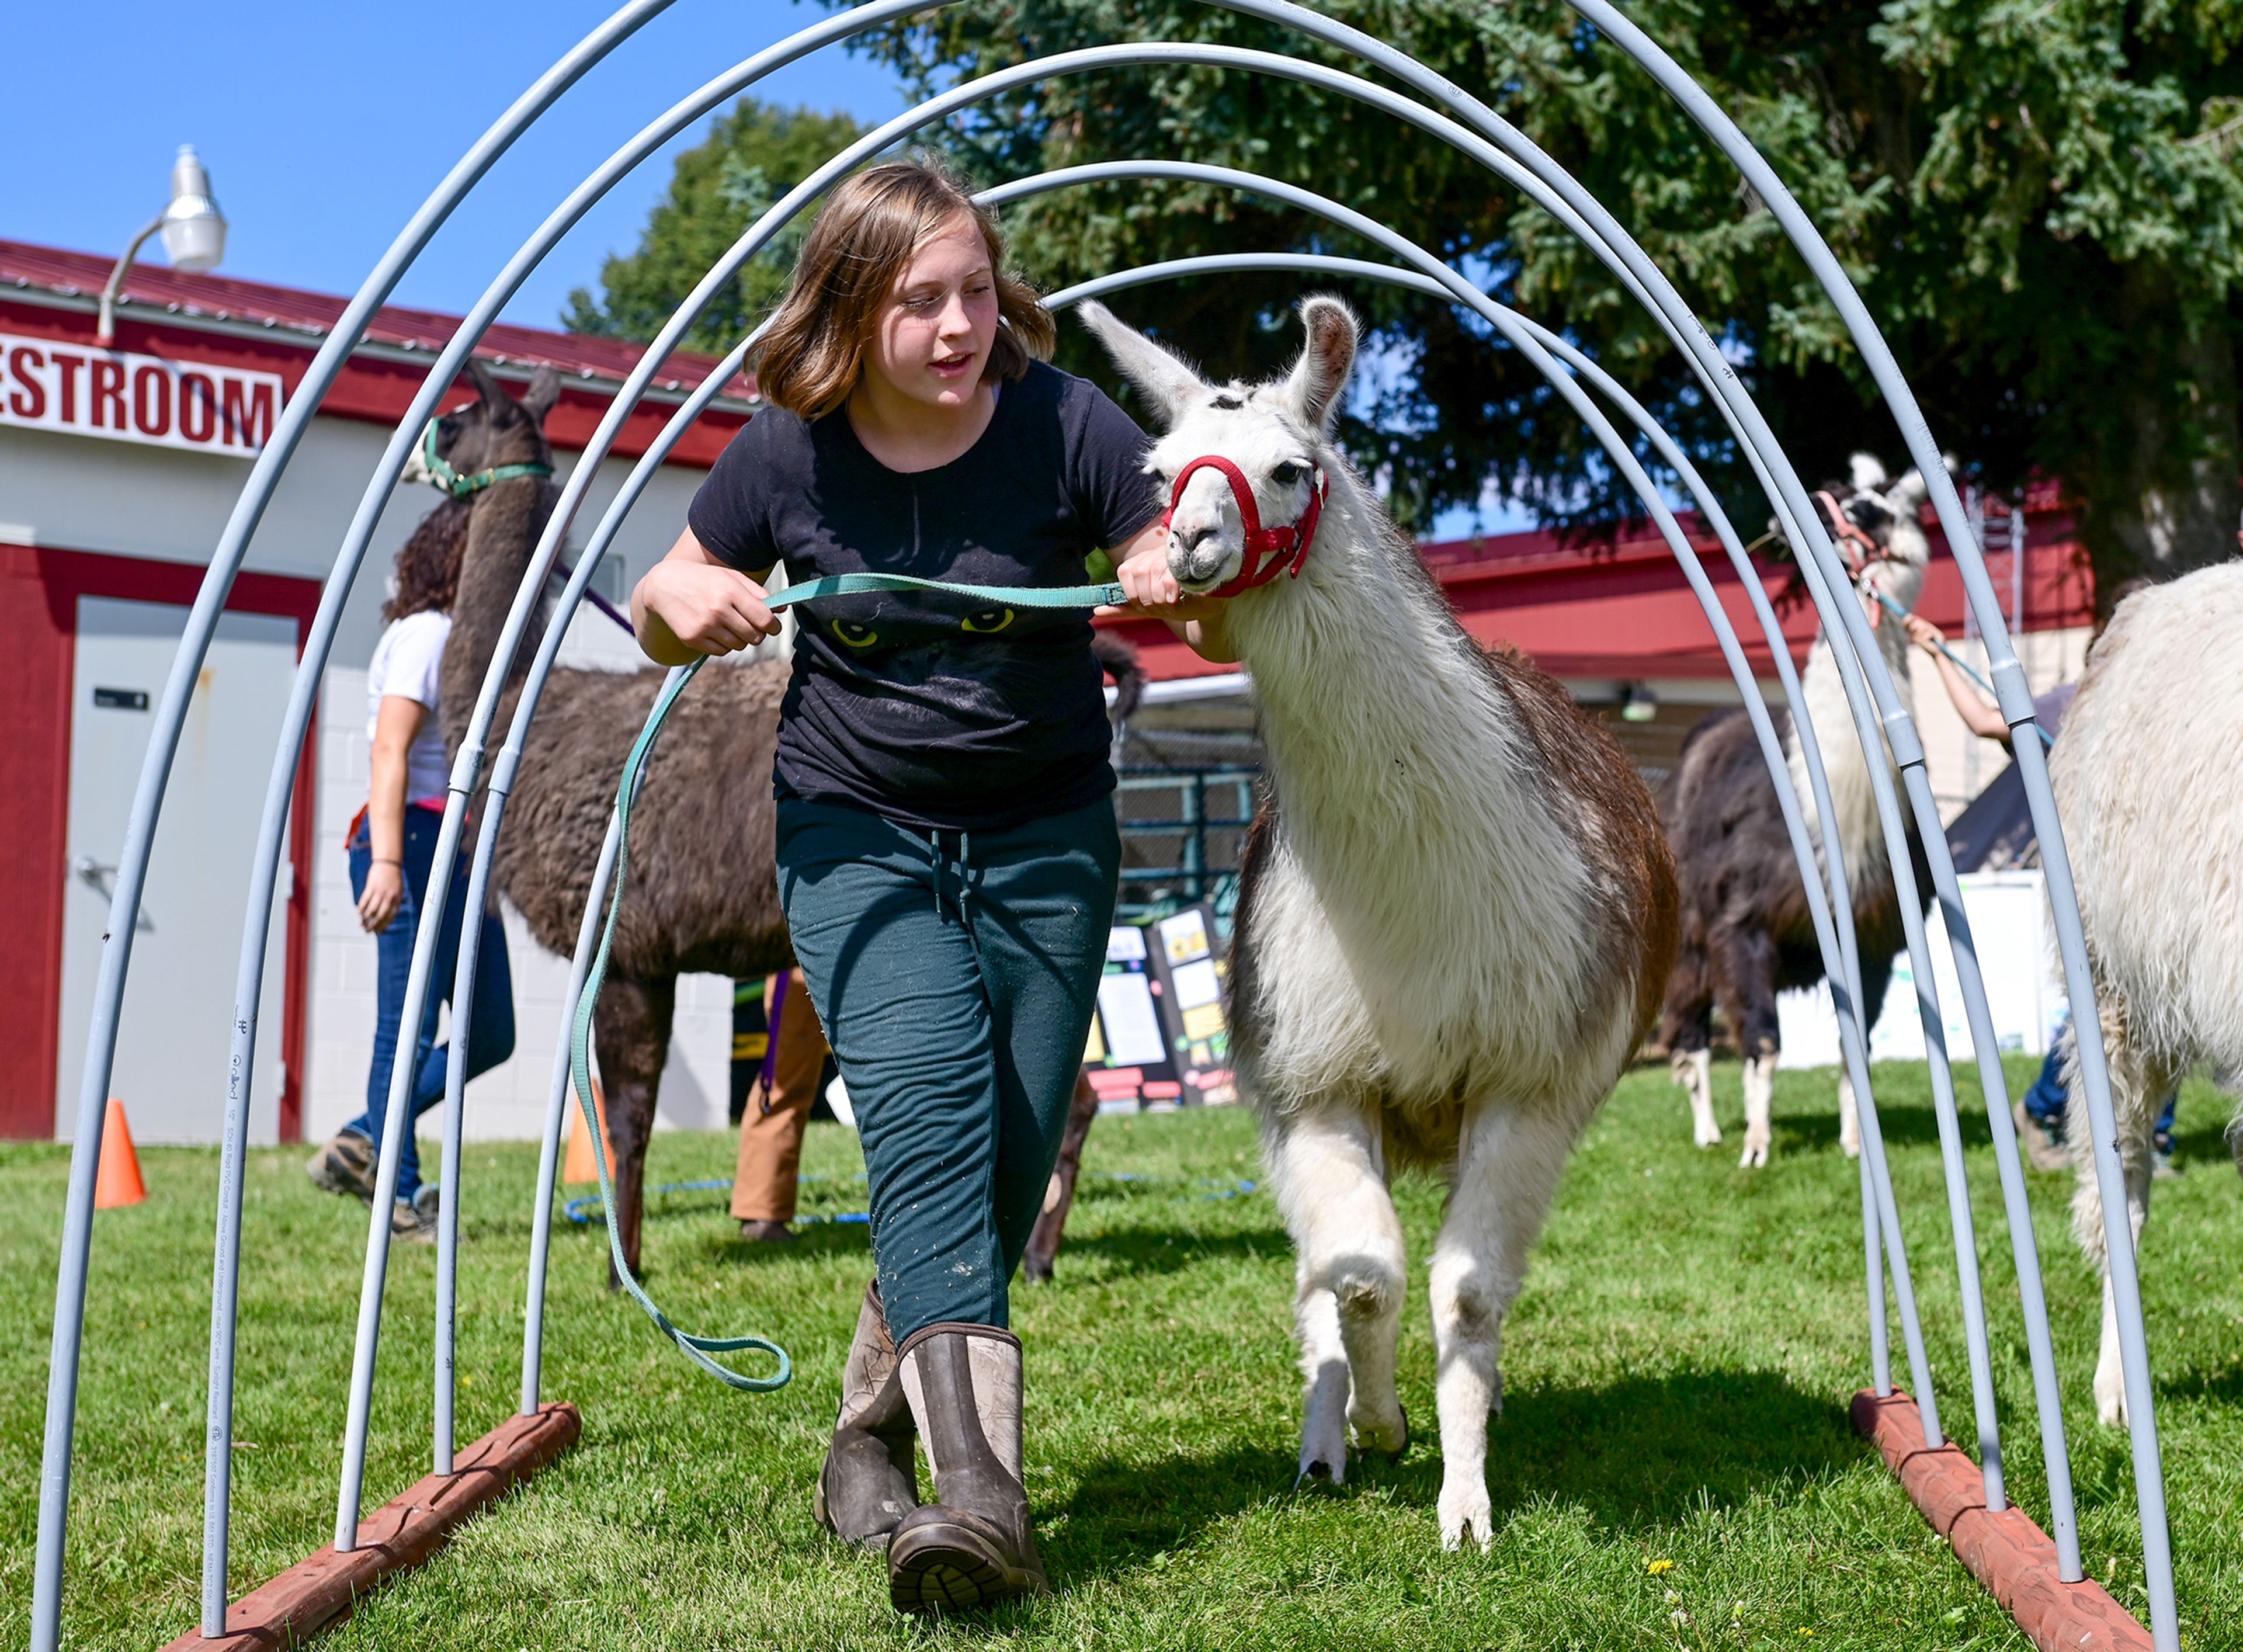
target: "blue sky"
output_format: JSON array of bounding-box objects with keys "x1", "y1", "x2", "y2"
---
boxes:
[
  {"x1": 8, "y1": 0, "x2": 1505, "y2": 536},
  {"x1": 8, "y1": 1, "x2": 905, "y2": 328}
]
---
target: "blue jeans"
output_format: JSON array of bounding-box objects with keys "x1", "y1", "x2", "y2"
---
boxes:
[
  {"x1": 345, "y1": 808, "x2": 516, "y2": 1203},
  {"x1": 777, "y1": 794, "x2": 1119, "y2": 1345},
  {"x1": 2023, "y1": 1015, "x2": 2176, "y2": 1147}
]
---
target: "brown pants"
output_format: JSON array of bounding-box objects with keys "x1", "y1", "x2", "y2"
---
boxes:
[{"x1": 729, "y1": 970, "x2": 829, "y2": 1223}]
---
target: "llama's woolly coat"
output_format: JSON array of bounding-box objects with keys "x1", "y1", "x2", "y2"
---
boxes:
[{"x1": 2048, "y1": 560, "x2": 2243, "y2": 1425}]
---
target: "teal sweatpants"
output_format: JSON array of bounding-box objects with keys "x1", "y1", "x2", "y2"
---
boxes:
[{"x1": 775, "y1": 794, "x2": 1119, "y2": 1344}]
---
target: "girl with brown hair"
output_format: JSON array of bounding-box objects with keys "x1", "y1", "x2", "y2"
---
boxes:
[{"x1": 631, "y1": 158, "x2": 1228, "y2": 1610}]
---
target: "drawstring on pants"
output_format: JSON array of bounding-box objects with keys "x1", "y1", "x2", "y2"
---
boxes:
[{"x1": 927, "y1": 830, "x2": 981, "y2": 963}]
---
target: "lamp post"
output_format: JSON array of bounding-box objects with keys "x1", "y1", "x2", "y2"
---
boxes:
[{"x1": 96, "y1": 144, "x2": 227, "y2": 348}]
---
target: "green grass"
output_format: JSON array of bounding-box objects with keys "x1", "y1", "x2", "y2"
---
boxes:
[{"x1": 4, "y1": 1058, "x2": 2239, "y2": 1650}]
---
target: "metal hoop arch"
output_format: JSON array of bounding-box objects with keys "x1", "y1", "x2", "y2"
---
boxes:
[{"x1": 27, "y1": 5, "x2": 2164, "y2": 1647}]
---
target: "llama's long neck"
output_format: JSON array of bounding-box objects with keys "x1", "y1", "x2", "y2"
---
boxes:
[
  {"x1": 440, "y1": 475, "x2": 558, "y2": 759},
  {"x1": 1225, "y1": 468, "x2": 1590, "y2": 980},
  {"x1": 1784, "y1": 552, "x2": 1923, "y2": 903}
]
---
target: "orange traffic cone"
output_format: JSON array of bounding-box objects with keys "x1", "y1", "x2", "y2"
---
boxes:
[
  {"x1": 95, "y1": 1098, "x2": 147, "y2": 1209},
  {"x1": 563, "y1": 1075, "x2": 615, "y2": 1186}
]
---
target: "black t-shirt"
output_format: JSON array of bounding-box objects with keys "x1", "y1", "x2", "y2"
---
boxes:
[{"x1": 688, "y1": 360, "x2": 1162, "y2": 831}]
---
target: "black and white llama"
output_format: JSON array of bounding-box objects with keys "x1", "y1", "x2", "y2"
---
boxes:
[{"x1": 1655, "y1": 455, "x2": 1938, "y2": 1166}]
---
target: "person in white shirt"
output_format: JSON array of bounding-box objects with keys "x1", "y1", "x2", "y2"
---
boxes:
[{"x1": 305, "y1": 502, "x2": 515, "y2": 1238}]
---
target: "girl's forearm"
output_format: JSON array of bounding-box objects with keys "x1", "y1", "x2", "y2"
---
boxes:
[{"x1": 1934, "y1": 654, "x2": 2011, "y2": 742}]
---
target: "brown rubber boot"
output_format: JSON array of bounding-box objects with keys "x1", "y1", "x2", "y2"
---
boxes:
[
  {"x1": 813, "y1": 1279, "x2": 919, "y2": 1551},
  {"x1": 886, "y1": 1323, "x2": 1048, "y2": 1612}
]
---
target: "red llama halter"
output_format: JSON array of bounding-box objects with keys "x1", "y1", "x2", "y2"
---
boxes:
[
  {"x1": 1161, "y1": 454, "x2": 1329, "y2": 599},
  {"x1": 1811, "y1": 488, "x2": 1891, "y2": 572}
]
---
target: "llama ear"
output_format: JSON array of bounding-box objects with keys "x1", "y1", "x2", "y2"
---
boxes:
[
  {"x1": 522, "y1": 363, "x2": 561, "y2": 427},
  {"x1": 1076, "y1": 301, "x2": 1206, "y2": 427},
  {"x1": 466, "y1": 357, "x2": 507, "y2": 410},
  {"x1": 1847, "y1": 452, "x2": 1889, "y2": 491},
  {"x1": 1284, "y1": 296, "x2": 1357, "y2": 436},
  {"x1": 1888, "y1": 468, "x2": 1931, "y2": 509}
]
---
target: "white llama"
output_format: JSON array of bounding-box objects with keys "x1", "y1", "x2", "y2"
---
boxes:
[
  {"x1": 2049, "y1": 561, "x2": 2243, "y2": 1426},
  {"x1": 1083, "y1": 297, "x2": 1678, "y2": 1550}
]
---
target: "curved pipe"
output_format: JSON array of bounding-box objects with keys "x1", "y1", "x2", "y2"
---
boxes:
[
  {"x1": 1218, "y1": 0, "x2": 2129, "y2": 1591},
  {"x1": 326, "y1": 0, "x2": 1004, "y2": 1555},
  {"x1": 70, "y1": 2, "x2": 2131, "y2": 1628},
  {"x1": 414, "y1": 37, "x2": 2010, "y2": 1533},
  {"x1": 28, "y1": 2, "x2": 680, "y2": 1643},
  {"x1": 1203, "y1": 2, "x2": 2091, "y2": 1542},
  {"x1": 376, "y1": 36, "x2": 2044, "y2": 1585},
  {"x1": 425, "y1": 39, "x2": 1969, "y2": 1486},
  {"x1": 990, "y1": 169, "x2": 1928, "y2": 1399},
  {"x1": 1554, "y1": 0, "x2": 2140, "y2": 1607}
]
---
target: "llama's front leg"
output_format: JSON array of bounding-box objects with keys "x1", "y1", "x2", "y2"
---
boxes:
[
  {"x1": 1739, "y1": 1046, "x2": 1776, "y2": 1169},
  {"x1": 1429, "y1": 1101, "x2": 1576, "y2": 1551},
  {"x1": 591, "y1": 972, "x2": 676, "y2": 1285},
  {"x1": 1294, "y1": 1279, "x2": 1351, "y2": 1484},
  {"x1": 1673, "y1": 1049, "x2": 1720, "y2": 1147},
  {"x1": 1715, "y1": 930, "x2": 1780, "y2": 1168},
  {"x1": 1838, "y1": 1069, "x2": 1862, "y2": 1158},
  {"x1": 1269, "y1": 1106, "x2": 1408, "y2": 1485}
]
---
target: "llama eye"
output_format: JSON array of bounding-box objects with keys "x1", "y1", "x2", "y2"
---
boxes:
[
  {"x1": 1271, "y1": 462, "x2": 1305, "y2": 486},
  {"x1": 960, "y1": 608, "x2": 1015, "y2": 634}
]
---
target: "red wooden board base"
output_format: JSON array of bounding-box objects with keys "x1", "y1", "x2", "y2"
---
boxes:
[
  {"x1": 162, "y1": 1402, "x2": 581, "y2": 1650},
  {"x1": 1852, "y1": 1390, "x2": 2151, "y2": 1651}
]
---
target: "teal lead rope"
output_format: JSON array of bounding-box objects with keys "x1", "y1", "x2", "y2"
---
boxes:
[{"x1": 566, "y1": 573, "x2": 1124, "y2": 1391}]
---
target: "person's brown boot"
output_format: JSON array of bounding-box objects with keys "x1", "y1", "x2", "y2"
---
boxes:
[
  {"x1": 886, "y1": 1323, "x2": 1048, "y2": 1612},
  {"x1": 813, "y1": 1279, "x2": 918, "y2": 1551}
]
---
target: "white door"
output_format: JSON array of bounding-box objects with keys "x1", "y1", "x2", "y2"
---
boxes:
[{"x1": 56, "y1": 596, "x2": 298, "y2": 1145}]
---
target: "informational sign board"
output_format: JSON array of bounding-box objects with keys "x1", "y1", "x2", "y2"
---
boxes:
[
  {"x1": 1, "y1": 332, "x2": 283, "y2": 455},
  {"x1": 1085, "y1": 924, "x2": 1180, "y2": 1112},
  {"x1": 1082, "y1": 904, "x2": 1235, "y2": 1111},
  {"x1": 1147, "y1": 904, "x2": 1235, "y2": 1106}
]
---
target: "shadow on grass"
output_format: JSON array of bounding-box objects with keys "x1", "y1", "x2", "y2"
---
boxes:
[
  {"x1": 1021, "y1": 1226, "x2": 1291, "y2": 1283},
  {"x1": 2156, "y1": 1358, "x2": 2243, "y2": 1408},
  {"x1": 1048, "y1": 1366, "x2": 1864, "y2": 1582}
]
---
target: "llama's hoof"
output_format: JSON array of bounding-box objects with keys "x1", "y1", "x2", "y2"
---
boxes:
[
  {"x1": 2095, "y1": 1362, "x2": 2129, "y2": 1429},
  {"x1": 1438, "y1": 1480, "x2": 1492, "y2": 1552},
  {"x1": 1693, "y1": 1122, "x2": 1723, "y2": 1148},
  {"x1": 1738, "y1": 1137, "x2": 1770, "y2": 1169},
  {"x1": 1294, "y1": 1449, "x2": 1346, "y2": 1491},
  {"x1": 1352, "y1": 1404, "x2": 1408, "y2": 1459},
  {"x1": 1840, "y1": 1137, "x2": 1861, "y2": 1160}
]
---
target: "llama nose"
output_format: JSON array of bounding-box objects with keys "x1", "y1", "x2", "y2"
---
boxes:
[{"x1": 1176, "y1": 521, "x2": 1218, "y2": 555}]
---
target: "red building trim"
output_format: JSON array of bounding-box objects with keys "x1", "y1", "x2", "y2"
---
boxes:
[
  {"x1": 1, "y1": 237, "x2": 754, "y2": 468},
  {"x1": 0, "y1": 542, "x2": 321, "y2": 1140}
]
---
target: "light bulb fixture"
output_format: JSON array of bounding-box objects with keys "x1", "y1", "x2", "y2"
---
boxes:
[
  {"x1": 97, "y1": 144, "x2": 228, "y2": 347},
  {"x1": 1619, "y1": 681, "x2": 1659, "y2": 723}
]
